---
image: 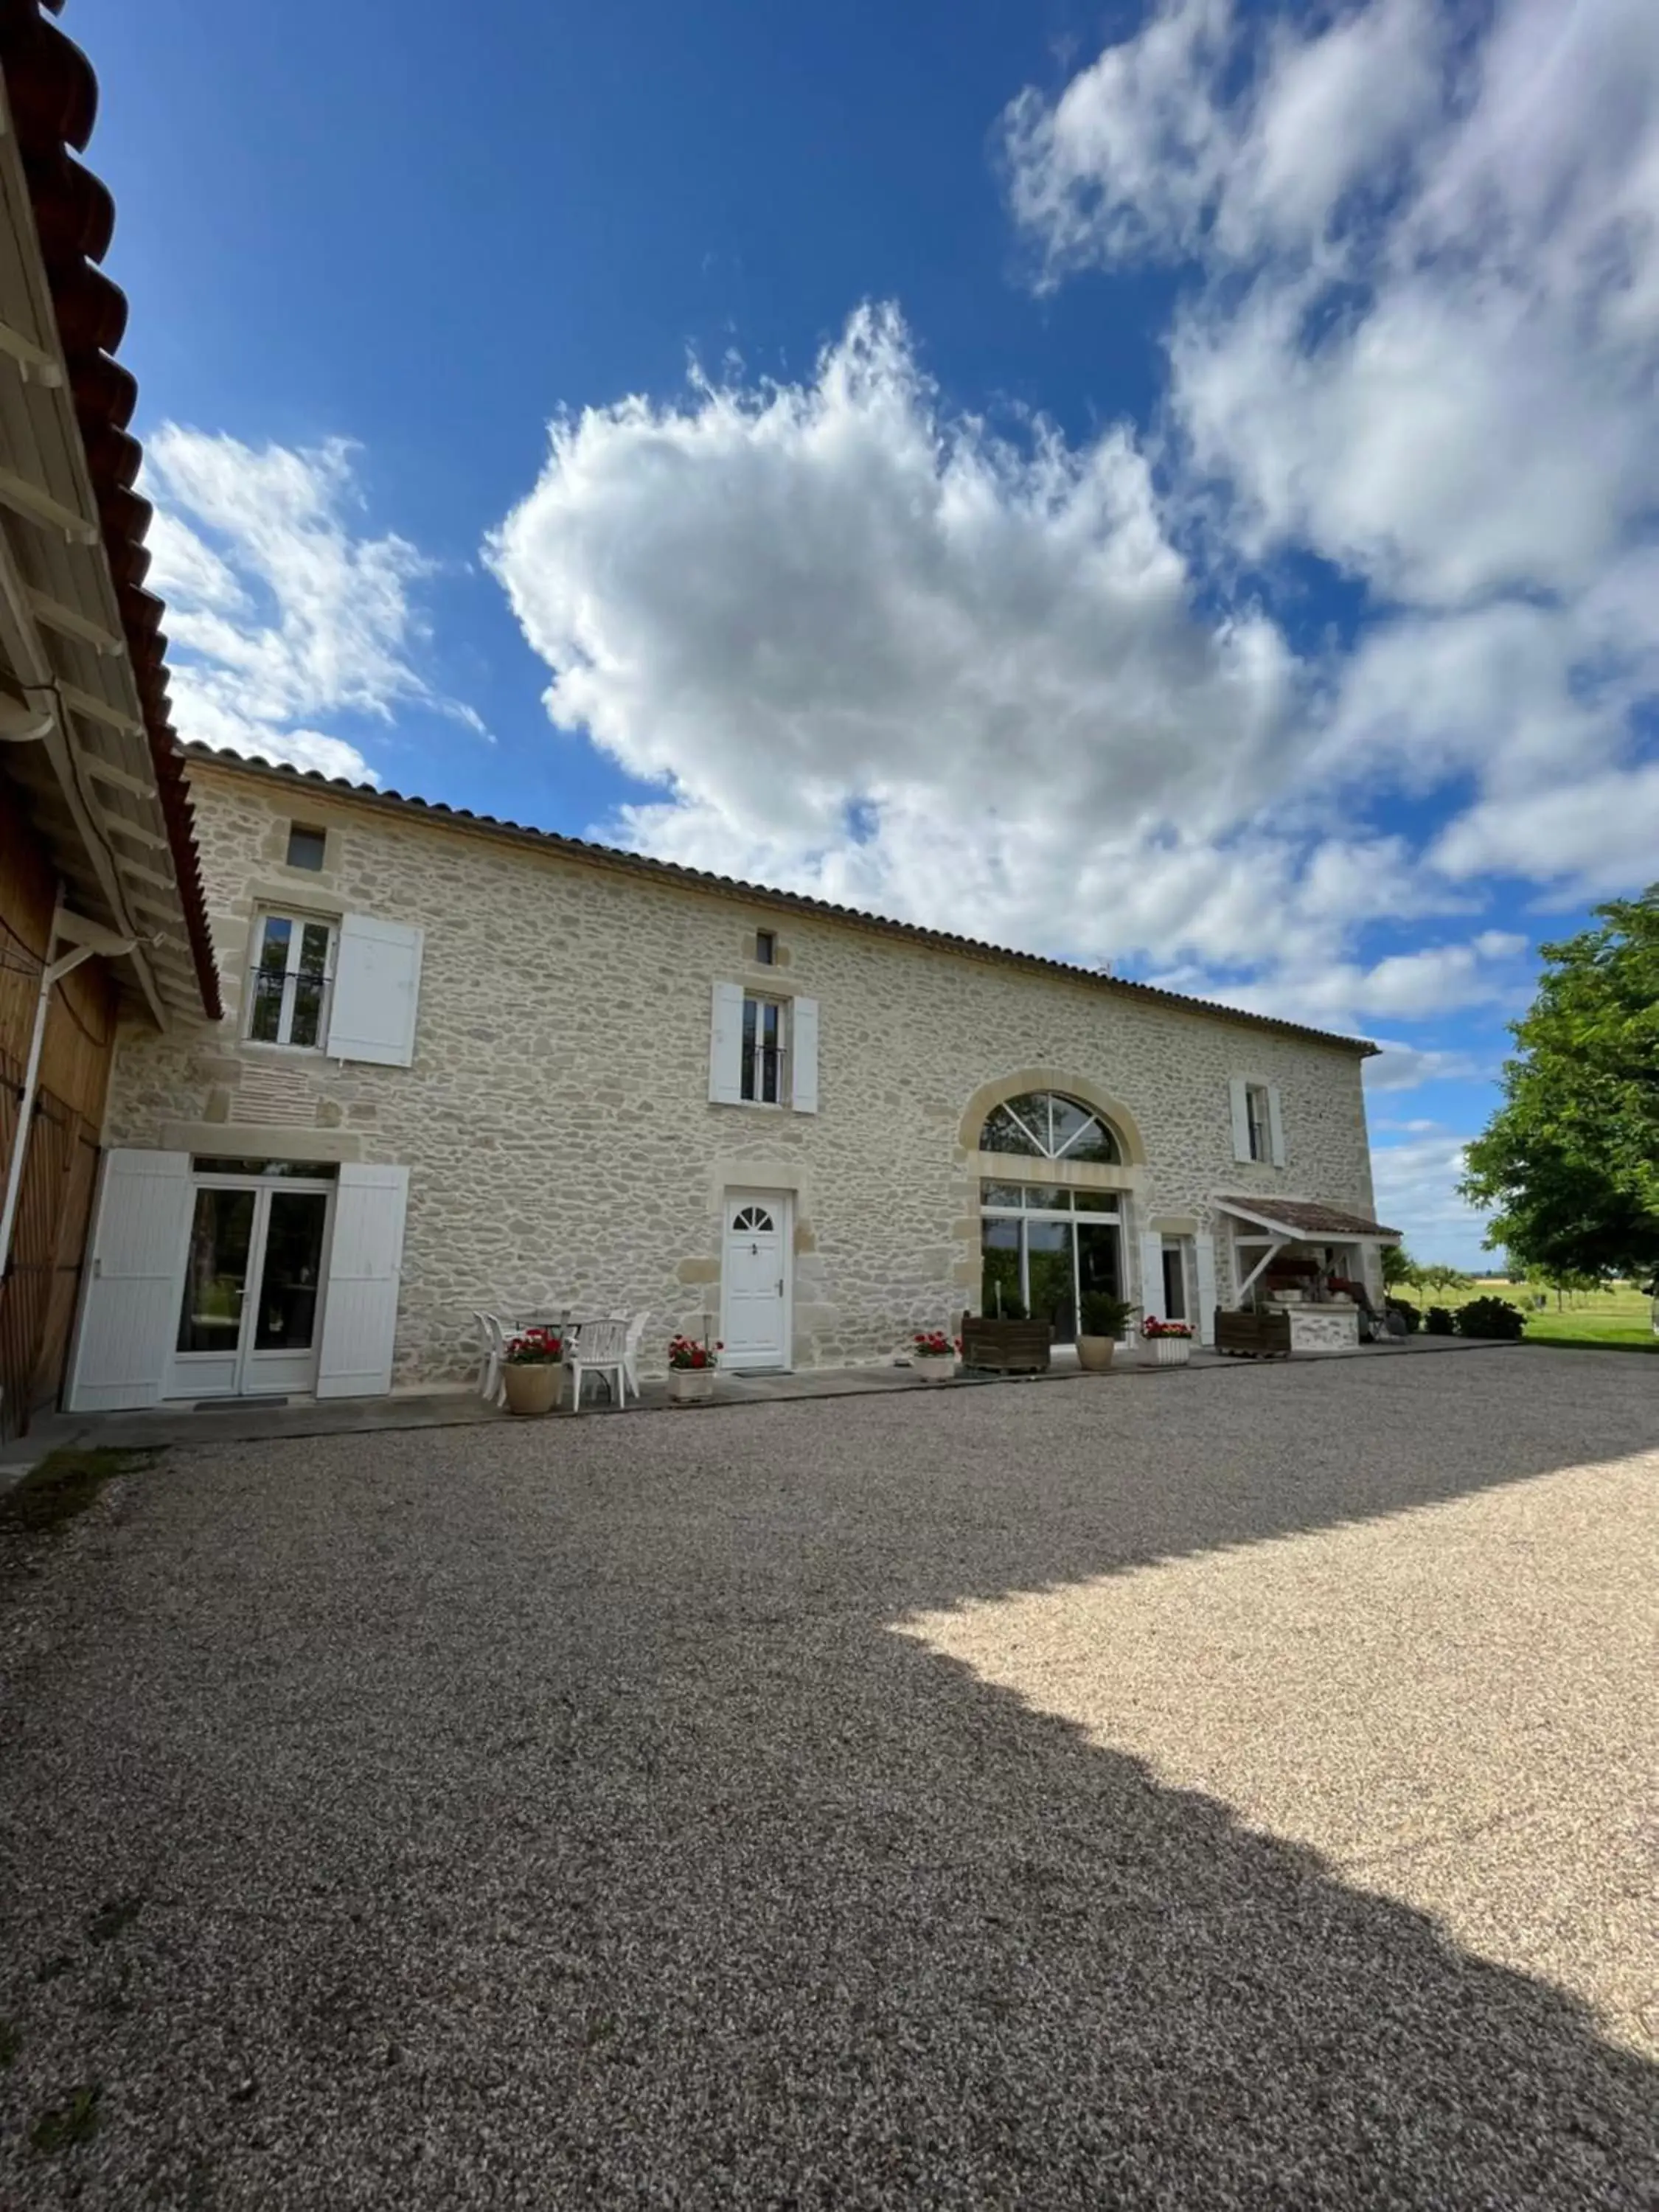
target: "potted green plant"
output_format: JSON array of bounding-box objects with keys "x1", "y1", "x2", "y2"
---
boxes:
[
  {"x1": 667, "y1": 1333, "x2": 721, "y2": 1405},
  {"x1": 1141, "y1": 1316, "x2": 1194, "y2": 1366},
  {"x1": 909, "y1": 1329, "x2": 958, "y2": 1382},
  {"x1": 501, "y1": 1326, "x2": 563, "y2": 1416},
  {"x1": 1077, "y1": 1293, "x2": 1135, "y2": 1372}
]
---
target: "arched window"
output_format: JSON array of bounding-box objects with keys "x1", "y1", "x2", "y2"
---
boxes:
[
  {"x1": 978, "y1": 1091, "x2": 1120, "y2": 1165},
  {"x1": 731, "y1": 1203, "x2": 775, "y2": 1233}
]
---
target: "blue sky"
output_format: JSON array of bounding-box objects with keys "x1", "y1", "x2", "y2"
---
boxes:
[{"x1": 74, "y1": 0, "x2": 1658, "y2": 1267}]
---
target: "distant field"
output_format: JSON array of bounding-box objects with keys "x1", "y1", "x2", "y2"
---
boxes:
[{"x1": 1391, "y1": 1277, "x2": 1659, "y2": 1353}]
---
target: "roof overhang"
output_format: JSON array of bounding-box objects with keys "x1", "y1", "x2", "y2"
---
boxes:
[
  {"x1": 1218, "y1": 1197, "x2": 1402, "y2": 1244},
  {"x1": 0, "y1": 4, "x2": 220, "y2": 1024}
]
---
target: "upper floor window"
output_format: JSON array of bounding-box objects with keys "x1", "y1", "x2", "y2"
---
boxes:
[
  {"x1": 1245, "y1": 1082, "x2": 1271, "y2": 1163},
  {"x1": 247, "y1": 912, "x2": 336, "y2": 1048},
  {"x1": 285, "y1": 823, "x2": 327, "y2": 872},
  {"x1": 978, "y1": 1091, "x2": 1120, "y2": 1164},
  {"x1": 741, "y1": 994, "x2": 788, "y2": 1104},
  {"x1": 709, "y1": 981, "x2": 818, "y2": 1113},
  {"x1": 754, "y1": 928, "x2": 777, "y2": 965}
]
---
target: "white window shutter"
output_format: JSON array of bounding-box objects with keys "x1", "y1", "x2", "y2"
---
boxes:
[
  {"x1": 1229, "y1": 1077, "x2": 1253, "y2": 1163},
  {"x1": 326, "y1": 915, "x2": 424, "y2": 1067},
  {"x1": 709, "y1": 981, "x2": 744, "y2": 1104},
  {"x1": 1267, "y1": 1083, "x2": 1287, "y2": 1167},
  {"x1": 1138, "y1": 1232, "x2": 1165, "y2": 1326},
  {"x1": 316, "y1": 1164, "x2": 408, "y2": 1397},
  {"x1": 66, "y1": 1150, "x2": 193, "y2": 1411},
  {"x1": 1194, "y1": 1233, "x2": 1218, "y2": 1344},
  {"x1": 790, "y1": 995, "x2": 819, "y2": 1113}
]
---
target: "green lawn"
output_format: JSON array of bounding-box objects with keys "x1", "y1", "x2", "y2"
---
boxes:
[{"x1": 1391, "y1": 1278, "x2": 1659, "y2": 1353}]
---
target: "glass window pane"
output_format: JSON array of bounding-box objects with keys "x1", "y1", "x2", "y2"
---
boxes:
[
  {"x1": 1019, "y1": 1186, "x2": 1074, "y2": 1213},
  {"x1": 1077, "y1": 1220, "x2": 1123, "y2": 1304},
  {"x1": 297, "y1": 922, "x2": 330, "y2": 976},
  {"x1": 740, "y1": 996, "x2": 758, "y2": 1102},
  {"x1": 254, "y1": 1192, "x2": 330, "y2": 1350},
  {"x1": 177, "y1": 1189, "x2": 255, "y2": 1353},
  {"x1": 289, "y1": 978, "x2": 324, "y2": 1048},
  {"x1": 759, "y1": 1001, "x2": 782, "y2": 1104},
  {"x1": 981, "y1": 1102, "x2": 1043, "y2": 1155},
  {"x1": 981, "y1": 1214, "x2": 1021, "y2": 1316},
  {"x1": 1162, "y1": 1245, "x2": 1187, "y2": 1320},
  {"x1": 980, "y1": 1182, "x2": 1029, "y2": 1208},
  {"x1": 1026, "y1": 1218, "x2": 1074, "y2": 1339},
  {"x1": 286, "y1": 824, "x2": 327, "y2": 871},
  {"x1": 248, "y1": 971, "x2": 285, "y2": 1043}
]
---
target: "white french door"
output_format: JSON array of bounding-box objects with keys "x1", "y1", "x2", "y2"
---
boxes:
[{"x1": 169, "y1": 1171, "x2": 335, "y2": 1399}]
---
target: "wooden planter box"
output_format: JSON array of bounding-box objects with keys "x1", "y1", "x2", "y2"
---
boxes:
[
  {"x1": 960, "y1": 1313, "x2": 1051, "y2": 1374},
  {"x1": 1215, "y1": 1308, "x2": 1292, "y2": 1360}
]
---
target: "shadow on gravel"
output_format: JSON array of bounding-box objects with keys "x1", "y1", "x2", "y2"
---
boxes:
[{"x1": 0, "y1": 1354, "x2": 1655, "y2": 2205}]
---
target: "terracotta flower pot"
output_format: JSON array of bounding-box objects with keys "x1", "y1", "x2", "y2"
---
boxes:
[
  {"x1": 1074, "y1": 1334, "x2": 1116, "y2": 1373},
  {"x1": 668, "y1": 1366, "x2": 716, "y2": 1405},
  {"x1": 912, "y1": 1352, "x2": 956, "y2": 1383},
  {"x1": 502, "y1": 1362, "x2": 560, "y2": 1416}
]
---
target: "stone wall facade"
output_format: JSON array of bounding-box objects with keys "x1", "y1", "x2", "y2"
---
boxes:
[{"x1": 102, "y1": 757, "x2": 1385, "y2": 1385}]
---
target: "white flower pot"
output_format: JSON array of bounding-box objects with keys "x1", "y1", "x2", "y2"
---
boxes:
[
  {"x1": 1150, "y1": 1336, "x2": 1192, "y2": 1366},
  {"x1": 668, "y1": 1367, "x2": 716, "y2": 1405},
  {"x1": 911, "y1": 1353, "x2": 956, "y2": 1384}
]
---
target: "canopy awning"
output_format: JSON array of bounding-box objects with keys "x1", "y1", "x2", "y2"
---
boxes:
[{"x1": 1218, "y1": 1197, "x2": 1402, "y2": 1244}]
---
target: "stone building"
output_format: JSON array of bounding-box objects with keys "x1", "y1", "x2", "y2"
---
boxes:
[{"x1": 66, "y1": 748, "x2": 1399, "y2": 1408}]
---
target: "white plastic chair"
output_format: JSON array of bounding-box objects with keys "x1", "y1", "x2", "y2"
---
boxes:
[
  {"x1": 477, "y1": 1312, "x2": 528, "y2": 1407},
  {"x1": 562, "y1": 1315, "x2": 630, "y2": 1412},
  {"x1": 622, "y1": 1311, "x2": 650, "y2": 1404}
]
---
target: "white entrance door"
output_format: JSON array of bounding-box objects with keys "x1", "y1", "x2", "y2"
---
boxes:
[
  {"x1": 169, "y1": 1171, "x2": 336, "y2": 1399},
  {"x1": 720, "y1": 1192, "x2": 790, "y2": 1370}
]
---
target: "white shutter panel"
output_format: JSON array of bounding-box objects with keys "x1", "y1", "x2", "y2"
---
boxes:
[
  {"x1": 316, "y1": 1164, "x2": 408, "y2": 1397},
  {"x1": 790, "y1": 995, "x2": 819, "y2": 1114},
  {"x1": 1194, "y1": 1232, "x2": 1218, "y2": 1345},
  {"x1": 325, "y1": 915, "x2": 423, "y2": 1067},
  {"x1": 1138, "y1": 1231, "x2": 1165, "y2": 1326},
  {"x1": 1267, "y1": 1083, "x2": 1287, "y2": 1167},
  {"x1": 709, "y1": 981, "x2": 744, "y2": 1105},
  {"x1": 1228, "y1": 1077, "x2": 1252, "y2": 1162},
  {"x1": 66, "y1": 1150, "x2": 192, "y2": 1411}
]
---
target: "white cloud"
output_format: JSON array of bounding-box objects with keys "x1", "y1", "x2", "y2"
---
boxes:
[
  {"x1": 1370, "y1": 1131, "x2": 1496, "y2": 1269},
  {"x1": 142, "y1": 428, "x2": 465, "y2": 784},
  {"x1": 1363, "y1": 1043, "x2": 1492, "y2": 1093},
  {"x1": 488, "y1": 305, "x2": 1481, "y2": 984},
  {"x1": 1006, "y1": 0, "x2": 1659, "y2": 904}
]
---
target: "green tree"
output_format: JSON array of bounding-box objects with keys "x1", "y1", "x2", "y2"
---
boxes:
[
  {"x1": 1461, "y1": 890, "x2": 1659, "y2": 1282},
  {"x1": 1380, "y1": 1245, "x2": 1419, "y2": 1292}
]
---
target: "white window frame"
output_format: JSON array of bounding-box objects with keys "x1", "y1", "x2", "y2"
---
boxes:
[
  {"x1": 740, "y1": 992, "x2": 790, "y2": 1107},
  {"x1": 245, "y1": 910, "x2": 338, "y2": 1051}
]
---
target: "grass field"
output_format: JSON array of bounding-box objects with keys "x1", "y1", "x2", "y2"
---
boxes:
[{"x1": 1391, "y1": 1277, "x2": 1659, "y2": 1353}]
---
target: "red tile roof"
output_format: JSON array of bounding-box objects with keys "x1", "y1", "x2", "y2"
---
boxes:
[
  {"x1": 0, "y1": 0, "x2": 221, "y2": 1018},
  {"x1": 187, "y1": 746, "x2": 1383, "y2": 1060},
  {"x1": 1219, "y1": 1197, "x2": 1401, "y2": 1239}
]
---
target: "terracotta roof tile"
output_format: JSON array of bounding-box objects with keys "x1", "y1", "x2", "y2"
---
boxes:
[
  {"x1": 1219, "y1": 1197, "x2": 1401, "y2": 1239},
  {"x1": 187, "y1": 745, "x2": 1382, "y2": 1060},
  {"x1": 0, "y1": 0, "x2": 221, "y2": 1018}
]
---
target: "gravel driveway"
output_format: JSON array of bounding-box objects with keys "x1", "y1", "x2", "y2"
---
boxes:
[{"x1": 1, "y1": 1352, "x2": 1655, "y2": 2208}]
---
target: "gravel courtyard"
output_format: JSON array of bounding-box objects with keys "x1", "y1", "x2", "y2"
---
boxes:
[{"x1": 1, "y1": 1352, "x2": 1655, "y2": 2208}]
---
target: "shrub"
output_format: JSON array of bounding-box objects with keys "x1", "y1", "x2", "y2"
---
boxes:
[
  {"x1": 1385, "y1": 1298, "x2": 1421, "y2": 1335},
  {"x1": 1424, "y1": 1305, "x2": 1456, "y2": 1335},
  {"x1": 1081, "y1": 1293, "x2": 1135, "y2": 1337},
  {"x1": 1455, "y1": 1295, "x2": 1526, "y2": 1341}
]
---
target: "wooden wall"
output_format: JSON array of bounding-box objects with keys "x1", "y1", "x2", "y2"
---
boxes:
[{"x1": 0, "y1": 775, "x2": 119, "y2": 1434}]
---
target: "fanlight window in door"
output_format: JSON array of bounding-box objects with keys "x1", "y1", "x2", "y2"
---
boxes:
[
  {"x1": 732, "y1": 1204, "x2": 775, "y2": 1233},
  {"x1": 978, "y1": 1091, "x2": 1120, "y2": 1164}
]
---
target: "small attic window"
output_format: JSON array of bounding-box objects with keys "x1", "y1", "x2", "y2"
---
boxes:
[
  {"x1": 754, "y1": 928, "x2": 776, "y2": 965},
  {"x1": 286, "y1": 823, "x2": 327, "y2": 872}
]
